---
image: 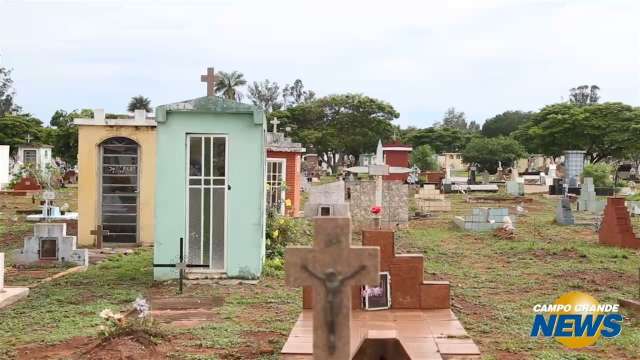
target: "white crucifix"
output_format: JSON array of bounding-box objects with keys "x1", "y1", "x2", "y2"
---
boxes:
[
  {"x1": 25, "y1": 134, "x2": 32, "y2": 143},
  {"x1": 270, "y1": 117, "x2": 280, "y2": 133},
  {"x1": 285, "y1": 217, "x2": 379, "y2": 359}
]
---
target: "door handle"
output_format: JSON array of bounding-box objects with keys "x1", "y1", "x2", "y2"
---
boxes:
[{"x1": 227, "y1": 184, "x2": 231, "y2": 191}]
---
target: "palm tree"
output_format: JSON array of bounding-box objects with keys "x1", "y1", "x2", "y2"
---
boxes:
[
  {"x1": 215, "y1": 71, "x2": 247, "y2": 101},
  {"x1": 127, "y1": 95, "x2": 152, "y2": 113}
]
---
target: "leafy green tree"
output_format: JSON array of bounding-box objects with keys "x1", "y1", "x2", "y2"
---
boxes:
[
  {"x1": 281, "y1": 94, "x2": 398, "y2": 156},
  {"x1": 513, "y1": 102, "x2": 640, "y2": 163},
  {"x1": 0, "y1": 114, "x2": 45, "y2": 151},
  {"x1": 481, "y1": 111, "x2": 533, "y2": 137},
  {"x1": 440, "y1": 107, "x2": 467, "y2": 129},
  {"x1": 215, "y1": 71, "x2": 247, "y2": 101},
  {"x1": 461, "y1": 137, "x2": 526, "y2": 173},
  {"x1": 467, "y1": 120, "x2": 481, "y2": 132},
  {"x1": 282, "y1": 79, "x2": 315, "y2": 108},
  {"x1": 569, "y1": 85, "x2": 600, "y2": 105},
  {"x1": 0, "y1": 66, "x2": 20, "y2": 117},
  {"x1": 247, "y1": 79, "x2": 282, "y2": 113},
  {"x1": 582, "y1": 163, "x2": 613, "y2": 187},
  {"x1": 410, "y1": 144, "x2": 439, "y2": 171},
  {"x1": 127, "y1": 95, "x2": 152, "y2": 113},
  {"x1": 408, "y1": 126, "x2": 478, "y2": 154}
]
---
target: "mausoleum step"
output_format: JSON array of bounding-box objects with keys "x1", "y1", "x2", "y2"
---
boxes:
[{"x1": 184, "y1": 271, "x2": 227, "y2": 280}]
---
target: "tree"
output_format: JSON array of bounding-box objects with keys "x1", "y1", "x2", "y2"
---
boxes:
[
  {"x1": 282, "y1": 79, "x2": 315, "y2": 108},
  {"x1": 48, "y1": 109, "x2": 90, "y2": 165},
  {"x1": 462, "y1": 137, "x2": 527, "y2": 173},
  {"x1": 569, "y1": 85, "x2": 600, "y2": 105},
  {"x1": 127, "y1": 95, "x2": 152, "y2": 113},
  {"x1": 481, "y1": 111, "x2": 533, "y2": 138},
  {"x1": 0, "y1": 114, "x2": 45, "y2": 151},
  {"x1": 440, "y1": 107, "x2": 467, "y2": 130},
  {"x1": 281, "y1": 93, "x2": 398, "y2": 157},
  {"x1": 513, "y1": 102, "x2": 640, "y2": 163},
  {"x1": 410, "y1": 144, "x2": 439, "y2": 171},
  {"x1": 215, "y1": 71, "x2": 247, "y2": 101},
  {"x1": 407, "y1": 126, "x2": 478, "y2": 154},
  {"x1": 467, "y1": 120, "x2": 480, "y2": 132},
  {"x1": 247, "y1": 79, "x2": 282, "y2": 113},
  {"x1": 582, "y1": 163, "x2": 613, "y2": 187},
  {"x1": 0, "y1": 66, "x2": 20, "y2": 117}
]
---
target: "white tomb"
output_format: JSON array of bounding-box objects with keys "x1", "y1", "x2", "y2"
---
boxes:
[
  {"x1": 0, "y1": 252, "x2": 30, "y2": 309},
  {"x1": 16, "y1": 144, "x2": 53, "y2": 172},
  {"x1": 14, "y1": 223, "x2": 88, "y2": 266},
  {"x1": 0, "y1": 145, "x2": 9, "y2": 189}
]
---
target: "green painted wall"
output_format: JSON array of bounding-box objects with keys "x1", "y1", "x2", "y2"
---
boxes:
[{"x1": 154, "y1": 99, "x2": 265, "y2": 280}]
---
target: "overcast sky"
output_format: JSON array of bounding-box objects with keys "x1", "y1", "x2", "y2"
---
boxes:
[{"x1": 1, "y1": 0, "x2": 639, "y2": 127}]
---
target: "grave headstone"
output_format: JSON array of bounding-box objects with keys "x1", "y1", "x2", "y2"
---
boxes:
[
  {"x1": 577, "y1": 177, "x2": 605, "y2": 213},
  {"x1": 303, "y1": 181, "x2": 350, "y2": 217},
  {"x1": 599, "y1": 197, "x2": 640, "y2": 249},
  {"x1": 414, "y1": 184, "x2": 451, "y2": 212},
  {"x1": 284, "y1": 217, "x2": 380, "y2": 359},
  {"x1": 506, "y1": 180, "x2": 524, "y2": 196},
  {"x1": 555, "y1": 198, "x2": 575, "y2": 225},
  {"x1": 14, "y1": 223, "x2": 88, "y2": 266},
  {"x1": 468, "y1": 165, "x2": 477, "y2": 185},
  {"x1": 481, "y1": 170, "x2": 490, "y2": 184},
  {"x1": 563, "y1": 150, "x2": 586, "y2": 185}
]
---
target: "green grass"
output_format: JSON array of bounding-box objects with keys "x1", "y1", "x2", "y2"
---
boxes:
[
  {"x1": 0, "y1": 249, "x2": 153, "y2": 357},
  {"x1": 398, "y1": 193, "x2": 640, "y2": 359}
]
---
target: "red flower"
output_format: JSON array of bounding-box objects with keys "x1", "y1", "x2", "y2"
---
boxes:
[{"x1": 371, "y1": 206, "x2": 382, "y2": 215}]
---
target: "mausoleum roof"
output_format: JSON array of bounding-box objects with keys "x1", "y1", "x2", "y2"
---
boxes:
[{"x1": 155, "y1": 96, "x2": 264, "y2": 125}]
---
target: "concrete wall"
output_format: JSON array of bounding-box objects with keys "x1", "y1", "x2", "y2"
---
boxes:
[
  {"x1": 346, "y1": 180, "x2": 408, "y2": 230},
  {"x1": 0, "y1": 145, "x2": 9, "y2": 188},
  {"x1": 76, "y1": 125, "x2": 156, "y2": 247},
  {"x1": 154, "y1": 110, "x2": 265, "y2": 280}
]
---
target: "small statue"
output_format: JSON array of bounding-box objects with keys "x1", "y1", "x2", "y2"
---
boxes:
[{"x1": 302, "y1": 264, "x2": 367, "y2": 354}]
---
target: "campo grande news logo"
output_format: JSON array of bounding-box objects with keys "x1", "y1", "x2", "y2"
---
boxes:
[{"x1": 530, "y1": 291, "x2": 623, "y2": 348}]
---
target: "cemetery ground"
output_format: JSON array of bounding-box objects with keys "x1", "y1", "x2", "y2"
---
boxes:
[{"x1": 0, "y1": 189, "x2": 639, "y2": 359}]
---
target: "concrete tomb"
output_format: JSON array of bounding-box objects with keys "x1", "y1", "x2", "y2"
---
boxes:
[
  {"x1": 599, "y1": 197, "x2": 640, "y2": 249},
  {"x1": 555, "y1": 198, "x2": 575, "y2": 225},
  {"x1": 453, "y1": 208, "x2": 514, "y2": 232},
  {"x1": 282, "y1": 224, "x2": 480, "y2": 359},
  {"x1": 577, "y1": 177, "x2": 605, "y2": 214},
  {"x1": 506, "y1": 180, "x2": 524, "y2": 196},
  {"x1": 563, "y1": 150, "x2": 586, "y2": 186},
  {"x1": 14, "y1": 223, "x2": 88, "y2": 266},
  {"x1": 304, "y1": 180, "x2": 350, "y2": 218},
  {"x1": 414, "y1": 184, "x2": 451, "y2": 212},
  {"x1": 0, "y1": 253, "x2": 30, "y2": 309}
]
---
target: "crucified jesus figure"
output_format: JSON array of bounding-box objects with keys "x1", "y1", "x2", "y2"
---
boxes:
[{"x1": 302, "y1": 264, "x2": 367, "y2": 355}]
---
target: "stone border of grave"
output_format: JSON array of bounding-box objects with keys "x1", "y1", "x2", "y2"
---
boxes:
[{"x1": 0, "y1": 253, "x2": 30, "y2": 309}]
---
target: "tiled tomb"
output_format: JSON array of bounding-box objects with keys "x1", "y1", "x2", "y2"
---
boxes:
[
  {"x1": 414, "y1": 185, "x2": 451, "y2": 212},
  {"x1": 453, "y1": 208, "x2": 514, "y2": 232},
  {"x1": 14, "y1": 223, "x2": 89, "y2": 266}
]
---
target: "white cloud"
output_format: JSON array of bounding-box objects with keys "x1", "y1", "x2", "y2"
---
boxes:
[{"x1": 0, "y1": 0, "x2": 638, "y2": 126}]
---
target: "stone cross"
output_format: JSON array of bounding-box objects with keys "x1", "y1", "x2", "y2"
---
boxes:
[
  {"x1": 285, "y1": 217, "x2": 380, "y2": 359},
  {"x1": 270, "y1": 117, "x2": 280, "y2": 133},
  {"x1": 0, "y1": 253, "x2": 4, "y2": 293},
  {"x1": 90, "y1": 225, "x2": 109, "y2": 249},
  {"x1": 25, "y1": 134, "x2": 32, "y2": 143},
  {"x1": 200, "y1": 67, "x2": 216, "y2": 97}
]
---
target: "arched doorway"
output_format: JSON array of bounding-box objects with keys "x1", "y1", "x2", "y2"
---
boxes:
[{"x1": 100, "y1": 137, "x2": 139, "y2": 245}]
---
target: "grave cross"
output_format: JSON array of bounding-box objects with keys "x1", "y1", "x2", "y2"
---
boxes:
[
  {"x1": 153, "y1": 238, "x2": 208, "y2": 294},
  {"x1": 90, "y1": 225, "x2": 109, "y2": 249},
  {"x1": 200, "y1": 67, "x2": 216, "y2": 97},
  {"x1": 285, "y1": 217, "x2": 379, "y2": 359},
  {"x1": 270, "y1": 117, "x2": 280, "y2": 133},
  {"x1": 25, "y1": 134, "x2": 32, "y2": 143}
]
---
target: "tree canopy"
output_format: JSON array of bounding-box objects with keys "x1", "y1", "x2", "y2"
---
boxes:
[
  {"x1": 0, "y1": 67, "x2": 20, "y2": 117},
  {"x1": 0, "y1": 114, "x2": 45, "y2": 151},
  {"x1": 277, "y1": 93, "x2": 398, "y2": 155},
  {"x1": 481, "y1": 111, "x2": 532, "y2": 138},
  {"x1": 247, "y1": 79, "x2": 281, "y2": 113},
  {"x1": 462, "y1": 136, "x2": 527, "y2": 173},
  {"x1": 407, "y1": 126, "x2": 478, "y2": 154},
  {"x1": 215, "y1": 71, "x2": 247, "y2": 101},
  {"x1": 569, "y1": 85, "x2": 600, "y2": 105},
  {"x1": 513, "y1": 102, "x2": 640, "y2": 163},
  {"x1": 410, "y1": 144, "x2": 439, "y2": 171}
]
